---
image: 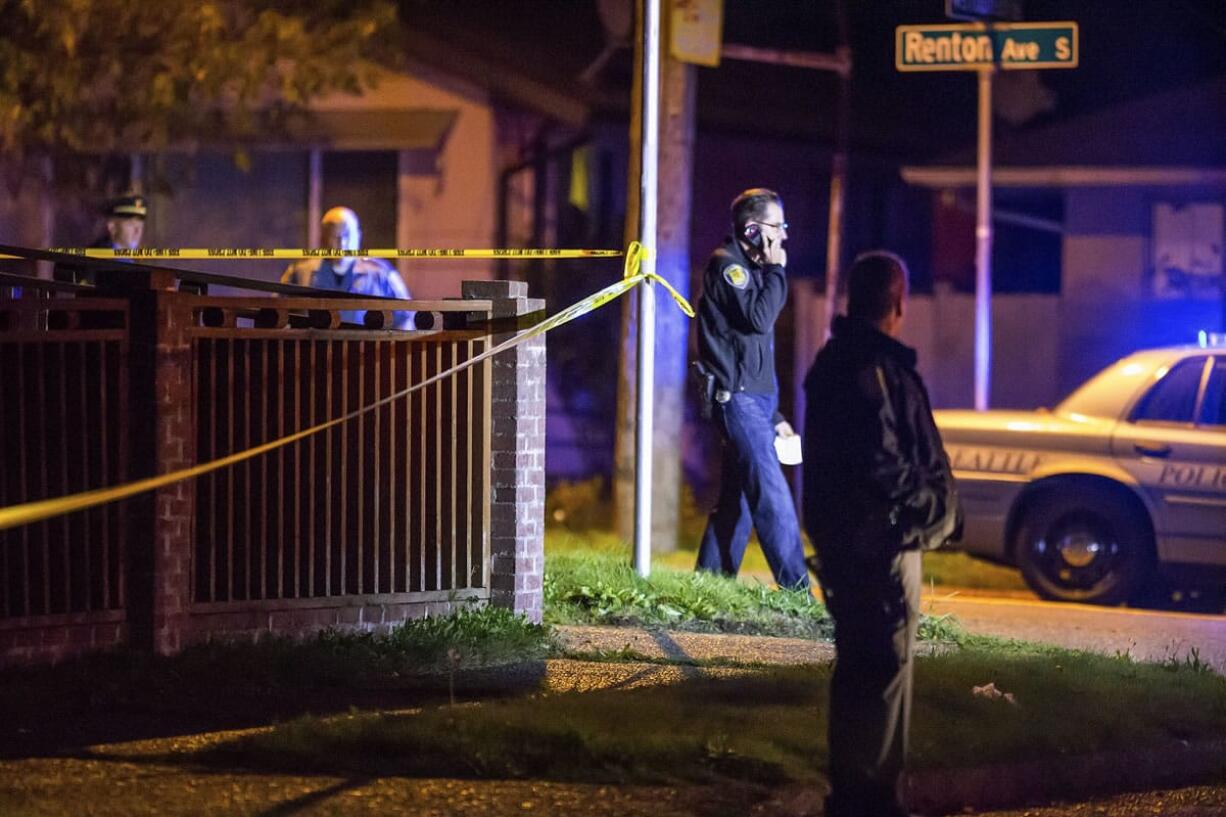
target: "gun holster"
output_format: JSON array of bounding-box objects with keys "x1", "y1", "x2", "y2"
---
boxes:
[{"x1": 689, "y1": 360, "x2": 716, "y2": 420}]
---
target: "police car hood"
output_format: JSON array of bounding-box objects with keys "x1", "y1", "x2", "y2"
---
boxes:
[{"x1": 934, "y1": 408, "x2": 1116, "y2": 451}]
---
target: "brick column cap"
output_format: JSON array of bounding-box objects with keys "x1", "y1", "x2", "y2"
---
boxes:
[{"x1": 463, "y1": 280, "x2": 528, "y2": 300}]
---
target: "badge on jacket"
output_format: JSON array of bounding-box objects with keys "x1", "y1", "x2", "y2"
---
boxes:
[{"x1": 722, "y1": 264, "x2": 748, "y2": 289}]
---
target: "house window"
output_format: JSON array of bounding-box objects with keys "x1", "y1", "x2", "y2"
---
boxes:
[{"x1": 1152, "y1": 201, "x2": 1223, "y2": 298}]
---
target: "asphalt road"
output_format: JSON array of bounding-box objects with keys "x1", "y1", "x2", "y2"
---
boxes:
[
  {"x1": 752, "y1": 784, "x2": 1226, "y2": 816},
  {"x1": 923, "y1": 590, "x2": 1226, "y2": 671},
  {"x1": 975, "y1": 785, "x2": 1226, "y2": 816}
]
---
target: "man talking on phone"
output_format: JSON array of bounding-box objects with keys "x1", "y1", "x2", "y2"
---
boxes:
[{"x1": 693, "y1": 188, "x2": 809, "y2": 590}]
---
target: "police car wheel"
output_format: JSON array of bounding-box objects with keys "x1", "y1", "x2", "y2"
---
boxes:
[{"x1": 1016, "y1": 487, "x2": 1154, "y2": 606}]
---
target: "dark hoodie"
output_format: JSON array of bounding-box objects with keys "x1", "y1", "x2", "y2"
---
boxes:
[{"x1": 801, "y1": 315, "x2": 960, "y2": 563}]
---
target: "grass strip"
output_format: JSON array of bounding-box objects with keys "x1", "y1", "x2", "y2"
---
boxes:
[
  {"x1": 546, "y1": 526, "x2": 1029, "y2": 593},
  {"x1": 912, "y1": 636, "x2": 1226, "y2": 769},
  {"x1": 546, "y1": 545, "x2": 832, "y2": 638},
  {"x1": 545, "y1": 546, "x2": 962, "y2": 642},
  {"x1": 194, "y1": 642, "x2": 1226, "y2": 786}
]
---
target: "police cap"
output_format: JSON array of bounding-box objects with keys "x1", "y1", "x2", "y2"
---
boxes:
[{"x1": 104, "y1": 194, "x2": 147, "y2": 220}]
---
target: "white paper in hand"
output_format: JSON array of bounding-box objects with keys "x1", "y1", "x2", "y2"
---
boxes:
[{"x1": 774, "y1": 433, "x2": 803, "y2": 466}]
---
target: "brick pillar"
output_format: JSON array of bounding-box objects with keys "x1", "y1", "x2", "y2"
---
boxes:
[
  {"x1": 101, "y1": 269, "x2": 195, "y2": 655},
  {"x1": 462, "y1": 280, "x2": 545, "y2": 622}
]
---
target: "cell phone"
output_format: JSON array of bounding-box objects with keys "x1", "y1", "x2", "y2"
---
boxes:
[{"x1": 743, "y1": 222, "x2": 763, "y2": 249}]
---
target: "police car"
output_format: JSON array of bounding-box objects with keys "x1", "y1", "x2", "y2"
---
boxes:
[{"x1": 935, "y1": 335, "x2": 1226, "y2": 605}]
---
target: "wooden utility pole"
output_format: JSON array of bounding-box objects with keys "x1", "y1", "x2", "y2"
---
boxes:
[{"x1": 822, "y1": 0, "x2": 852, "y2": 335}]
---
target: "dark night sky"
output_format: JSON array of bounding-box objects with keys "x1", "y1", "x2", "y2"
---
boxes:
[{"x1": 400, "y1": 1, "x2": 1226, "y2": 161}]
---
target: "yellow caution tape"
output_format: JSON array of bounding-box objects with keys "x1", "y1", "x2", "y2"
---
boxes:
[
  {"x1": 4, "y1": 247, "x2": 623, "y2": 260},
  {"x1": 0, "y1": 242, "x2": 691, "y2": 532}
]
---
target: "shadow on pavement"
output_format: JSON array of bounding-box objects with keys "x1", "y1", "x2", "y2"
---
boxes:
[
  {"x1": 0, "y1": 661, "x2": 549, "y2": 760},
  {"x1": 255, "y1": 777, "x2": 372, "y2": 817}
]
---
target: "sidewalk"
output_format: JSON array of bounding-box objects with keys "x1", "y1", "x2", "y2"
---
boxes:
[{"x1": 556, "y1": 624, "x2": 835, "y2": 666}]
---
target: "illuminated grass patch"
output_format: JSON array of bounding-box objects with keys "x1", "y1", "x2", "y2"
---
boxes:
[
  {"x1": 198, "y1": 644, "x2": 1226, "y2": 783},
  {"x1": 545, "y1": 546, "x2": 831, "y2": 638}
]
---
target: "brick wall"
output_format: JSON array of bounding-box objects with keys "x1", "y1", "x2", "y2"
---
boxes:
[
  {"x1": 0, "y1": 278, "x2": 548, "y2": 665},
  {"x1": 178, "y1": 595, "x2": 481, "y2": 646},
  {"x1": 150, "y1": 284, "x2": 196, "y2": 655},
  {"x1": 0, "y1": 615, "x2": 127, "y2": 667},
  {"x1": 463, "y1": 280, "x2": 546, "y2": 622}
]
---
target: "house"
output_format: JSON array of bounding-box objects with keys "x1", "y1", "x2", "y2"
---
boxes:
[{"x1": 902, "y1": 74, "x2": 1226, "y2": 396}]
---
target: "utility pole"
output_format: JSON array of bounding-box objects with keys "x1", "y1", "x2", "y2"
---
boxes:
[
  {"x1": 822, "y1": 0, "x2": 852, "y2": 337},
  {"x1": 613, "y1": 2, "x2": 643, "y2": 560}
]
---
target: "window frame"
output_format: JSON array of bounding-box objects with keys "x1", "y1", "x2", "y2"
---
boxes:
[
  {"x1": 1195, "y1": 355, "x2": 1226, "y2": 428},
  {"x1": 1128, "y1": 355, "x2": 1212, "y2": 429}
]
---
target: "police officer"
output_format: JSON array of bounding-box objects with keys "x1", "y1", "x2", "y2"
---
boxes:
[
  {"x1": 54, "y1": 194, "x2": 147, "y2": 285},
  {"x1": 694, "y1": 187, "x2": 809, "y2": 590},
  {"x1": 802, "y1": 251, "x2": 960, "y2": 817},
  {"x1": 281, "y1": 206, "x2": 414, "y2": 330}
]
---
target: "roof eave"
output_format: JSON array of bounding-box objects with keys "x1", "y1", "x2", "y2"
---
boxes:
[
  {"x1": 400, "y1": 30, "x2": 590, "y2": 128},
  {"x1": 901, "y1": 165, "x2": 1226, "y2": 188}
]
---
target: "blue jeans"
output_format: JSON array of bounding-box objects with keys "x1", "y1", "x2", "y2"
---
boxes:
[{"x1": 696, "y1": 392, "x2": 809, "y2": 590}]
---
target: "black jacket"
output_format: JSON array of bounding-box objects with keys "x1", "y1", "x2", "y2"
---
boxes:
[
  {"x1": 696, "y1": 237, "x2": 787, "y2": 397},
  {"x1": 802, "y1": 315, "x2": 960, "y2": 563}
]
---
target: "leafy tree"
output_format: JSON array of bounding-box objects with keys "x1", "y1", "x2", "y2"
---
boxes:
[{"x1": 0, "y1": 0, "x2": 398, "y2": 170}]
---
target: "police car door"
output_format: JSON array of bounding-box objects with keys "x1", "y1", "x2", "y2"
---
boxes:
[{"x1": 1110, "y1": 355, "x2": 1226, "y2": 567}]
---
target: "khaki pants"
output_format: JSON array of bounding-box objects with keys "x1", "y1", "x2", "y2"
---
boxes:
[{"x1": 819, "y1": 548, "x2": 921, "y2": 817}]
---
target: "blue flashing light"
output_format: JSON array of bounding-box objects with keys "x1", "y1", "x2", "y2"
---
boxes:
[{"x1": 1198, "y1": 330, "x2": 1226, "y2": 348}]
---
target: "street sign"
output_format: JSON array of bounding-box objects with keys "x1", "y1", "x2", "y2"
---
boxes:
[
  {"x1": 946, "y1": 0, "x2": 1023, "y2": 22},
  {"x1": 895, "y1": 20, "x2": 1078, "y2": 409},
  {"x1": 896, "y1": 22, "x2": 1077, "y2": 72}
]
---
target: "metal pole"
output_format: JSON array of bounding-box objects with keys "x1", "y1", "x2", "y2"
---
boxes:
[
  {"x1": 720, "y1": 43, "x2": 850, "y2": 73},
  {"x1": 307, "y1": 149, "x2": 323, "y2": 247},
  {"x1": 129, "y1": 154, "x2": 144, "y2": 194},
  {"x1": 973, "y1": 67, "x2": 994, "y2": 411},
  {"x1": 633, "y1": 0, "x2": 661, "y2": 578},
  {"x1": 823, "y1": 154, "x2": 846, "y2": 334}
]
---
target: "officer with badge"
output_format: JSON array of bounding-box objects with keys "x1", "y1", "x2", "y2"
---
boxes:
[
  {"x1": 281, "y1": 206, "x2": 414, "y2": 330},
  {"x1": 694, "y1": 187, "x2": 809, "y2": 590},
  {"x1": 54, "y1": 193, "x2": 147, "y2": 285}
]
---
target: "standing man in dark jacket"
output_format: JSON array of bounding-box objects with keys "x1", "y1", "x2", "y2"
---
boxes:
[
  {"x1": 802, "y1": 251, "x2": 959, "y2": 817},
  {"x1": 695, "y1": 188, "x2": 808, "y2": 590}
]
